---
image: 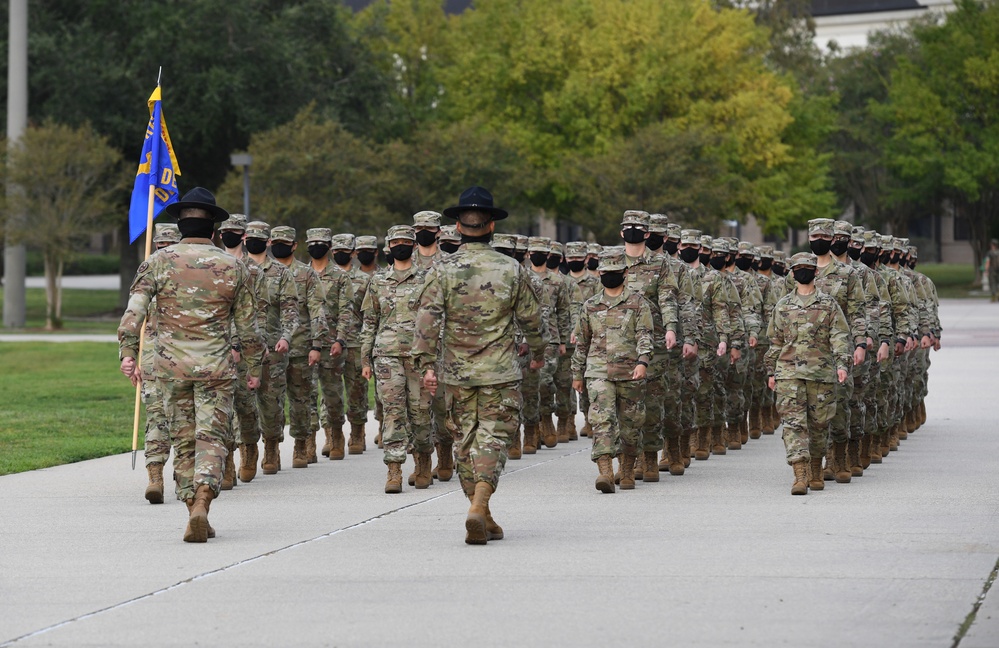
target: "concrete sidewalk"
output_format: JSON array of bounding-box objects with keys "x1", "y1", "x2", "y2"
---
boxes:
[{"x1": 1, "y1": 306, "x2": 997, "y2": 646}]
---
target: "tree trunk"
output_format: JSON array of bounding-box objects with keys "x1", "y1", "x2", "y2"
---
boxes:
[{"x1": 42, "y1": 251, "x2": 63, "y2": 330}]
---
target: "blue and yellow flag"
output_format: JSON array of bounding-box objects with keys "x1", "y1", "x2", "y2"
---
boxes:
[{"x1": 127, "y1": 86, "x2": 181, "y2": 243}]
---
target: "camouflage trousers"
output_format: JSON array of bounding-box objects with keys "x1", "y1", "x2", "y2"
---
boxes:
[
  {"x1": 285, "y1": 355, "x2": 317, "y2": 441},
  {"x1": 749, "y1": 343, "x2": 773, "y2": 417},
  {"x1": 374, "y1": 356, "x2": 433, "y2": 464},
  {"x1": 662, "y1": 350, "x2": 684, "y2": 439},
  {"x1": 317, "y1": 349, "x2": 346, "y2": 431},
  {"x1": 342, "y1": 347, "x2": 369, "y2": 426},
  {"x1": 538, "y1": 345, "x2": 560, "y2": 417},
  {"x1": 874, "y1": 357, "x2": 893, "y2": 433},
  {"x1": 443, "y1": 381, "x2": 521, "y2": 492},
  {"x1": 161, "y1": 378, "x2": 233, "y2": 501},
  {"x1": 588, "y1": 377, "x2": 646, "y2": 460},
  {"x1": 141, "y1": 376, "x2": 171, "y2": 466},
  {"x1": 233, "y1": 359, "x2": 261, "y2": 446},
  {"x1": 724, "y1": 348, "x2": 750, "y2": 427},
  {"x1": 554, "y1": 350, "x2": 574, "y2": 418},
  {"x1": 850, "y1": 357, "x2": 874, "y2": 439},
  {"x1": 521, "y1": 357, "x2": 541, "y2": 425},
  {"x1": 257, "y1": 351, "x2": 289, "y2": 443},
  {"x1": 712, "y1": 353, "x2": 729, "y2": 428},
  {"x1": 829, "y1": 367, "x2": 854, "y2": 443},
  {"x1": 680, "y1": 353, "x2": 700, "y2": 432},
  {"x1": 640, "y1": 351, "x2": 668, "y2": 451},
  {"x1": 431, "y1": 360, "x2": 449, "y2": 444},
  {"x1": 694, "y1": 347, "x2": 722, "y2": 428},
  {"x1": 775, "y1": 378, "x2": 836, "y2": 465}
]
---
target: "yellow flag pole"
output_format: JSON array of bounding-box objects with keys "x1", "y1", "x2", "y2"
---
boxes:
[{"x1": 131, "y1": 183, "x2": 156, "y2": 470}]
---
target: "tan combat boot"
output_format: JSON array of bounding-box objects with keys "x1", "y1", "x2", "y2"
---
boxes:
[
  {"x1": 557, "y1": 417, "x2": 570, "y2": 443},
  {"x1": 522, "y1": 425, "x2": 538, "y2": 454},
  {"x1": 436, "y1": 441, "x2": 454, "y2": 481},
  {"x1": 634, "y1": 452, "x2": 645, "y2": 481},
  {"x1": 808, "y1": 457, "x2": 825, "y2": 491},
  {"x1": 658, "y1": 438, "x2": 670, "y2": 472},
  {"x1": 580, "y1": 419, "x2": 592, "y2": 438},
  {"x1": 261, "y1": 439, "x2": 279, "y2": 474},
  {"x1": 183, "y1": 485, "x2": 214, "y2": 543},
  {"x1": 541, "y1": 416, "x2": 558, "y2": 448},
  {"x1": 870, "y1": 435, "x2": 884, "y2": 464},
  {"x1": 749, "y1": 406, "x2": 762, "y2": 439},
  {"x1": 375, "y1": 430, "x2": 383, "y2": 448},
  {"x1": 762, "y1": 405, "x2": 775, "y2": 434},
  {"x1": 681, "y1": 431, "x2": 693, "y2": 468},
  {"x1": 329, "y1": 425, "x2": 345, "y2": 460},
  {"x1": 145, "y1": 463, "x2": 164, "y2": 504},
  {"x1": 667, "y1": 436, "x2": 685, "y2": 476},
  {"x1": 292, "y1": 438, "x2": 309, "y2": 468},
  {"x1": 385, "y1": 462, "x2": 403, "y2": 494},
  {"x1": 726, "y1": 422, "x2": 742, "y2": 451},
  {"x1": 414, "y1": 451, "x2": 434, "y2": 489},
  {"x1": 711, "y1": 424, "x2": 727, "y2": 455},
  {"x1": 833, "y1": 440, "x2": 852, "y2": 483},
  {"x1": 239, "y1": 443, "x2": 258, "y2": 483},
  {"x1": 614, "y1": 455, "x2": 623, "y2": 484},
  {"x1": 860, "y1": 435, "x2": 873, "y2": 469},
  {"x1": 695, "y1": 426, "x2": 711, "y2": 461},
  {"x1": 791, "y1": 460, "x2": 809, "y2": 496},
  {"x1": 465, "y1": 482, "x2": 494, "y2": 545},
  {"x1": 221, "y1": 450, "x2": 236, "y2": 490},
  {"x1": 568, "y1": 417, "x2": 578, "y2": 441},
  {"x1": 509, "y1": 427, "x2": 522, "y2": 460},
  {"x1": 740, "y1": 417, "x2": 750, "y2": 444},
  {"x1": 348, "y1": 423, "x2": 365, "y2": 455},
  {"x1": 619, "y1": 454, "x2": 637, "y2": 490},
  {"x1": 184, "y1": 499, "x2": 216, "y2": 539},
  {"x1": 889, "y1": 424, "x2": 900, "y2": 451},
  {"x1": 823, "y1": 446, "x2": 836, "y2": 481},
  {"x1": 322, "y1": 427, "x2": 332, "y2": 457},
  {"x1": 595, "y1": 455, "x2": 615, "y2": 493},
  {"x1": 643, "y1": 451, "x2": 660, "y2": 482},
  {"x1": 306, "y1": 432, "x2": 318, "y2": 464},
  {"x1": 918, "y1": 400, "x2": 927, "y2": 426},
  {"x1": 848, "y1": 438, "x2": 863, "y2": 477}
]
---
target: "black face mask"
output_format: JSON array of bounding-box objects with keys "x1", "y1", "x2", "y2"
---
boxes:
[
  {"x1": 709, "y1": 256, "x2": 727, "y2": 271},
  {"x1": 679, "y1": 247, "x2": 699, "y2": 264},
  {"x1": 725, "y1": 256, "x2": 736, "y2": 268},
  {"x1": 568, "y1": 260, "x2": 586, "y2": 273},
  {"x1": 909, "y1": 260, "x2": 917, "y2": 269},
  {"x1": 861, "y1": 251, "x2": 879, "y2": 267},
  {"x1": 759, "y1": 258, "x2": 773, "y2": 271},
  {"x1": 220, "y1": 231, "x2": 244, "y2": 249},
  {"x1": 847, "y1": 247, "x2": 862, "y2": 261},
  {"x1": 497, "y1": 248, "x2": 516, "y2": 258},
  {"x1": 271, "y1": 242, "x2": 294, "y2": 259},
  {"x1": 460, "y1": 232, "x2": 493, "y2": 245},
  {"x1": 546, "y1": 255, "x2": 562, "y2": 270},
  {"x1": 357, "y1": 251, "x2": 376, "y2": 266},
  {"x1": 751, "y1": 260, "x2": 760, "y2": 271},
  {"x1": 664, "y1": 240, "x2": 679, "y2": 256},
  {"x1": 308, "y1": 244, "x2": 330, "y2": 260},
  {"x1": 587, "y1": 258, "x2": 599, "y2": 271},
  {"x1": 646, "y1": 234, "x2": 664, "y2": 251},
  {"x1": 890, "y1": 253, "x2": 901, "y2": 264},
  {"x1": 441, "y1": 242, "x2": 460, "y2": 254},
  {"x1": 879, "y1": 251, "x2": 893, "y2": 265},
  {"x1": 333, "y1": 251, "x2": 353, "y2": 266},
  {"x1": 530, "y1": 252, "x2": 549, "y2": 268},
  {"x1": 735, "y1": 257, "x2": 753, "y2": 271},
  {"x1": 415, "y1": 230, "x2": 438, "y2": 247},
  {"x1": 773, "y1": 264, "x2": 787, "y2": 277},
  {"x1": 699, "y1": 252, "x2": 711, "y2": 265},
  {"x1": 622, "y1": 227, "x2": 646, "y2": 244},
  {"x1": 600, "y1": 272, "x2": 625, "y2": 289},
  {"x1": 177, "y1": 218, "x2": 215, "y2": 240},
  {"x1": 515, "y1": 251, "x2": 527, "y2": 264},
  {"x1": 245, "y1": 238, "x2": 268, "y2": 255},
  {"x1": 390, "y1": 244, "x2": 414, "y2": 261},
  {"x1": 793, "y1": 267, "x2": 816, "y2": 285},
  {"x1": 809, "y1": 238, "x2": 832, "y2": 256},
  {"x1": 830, "y1": 239, "x2": 850, "y2": 257}
]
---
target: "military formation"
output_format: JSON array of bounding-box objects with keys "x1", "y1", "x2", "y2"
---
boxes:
[{"x1": 119, "y1": 186, "x2": 941, "y2": 545}]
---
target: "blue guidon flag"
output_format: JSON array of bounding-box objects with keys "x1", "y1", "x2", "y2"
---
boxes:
[{"x1": 127, "y1": 86, "x2": 181, "y2": 243}]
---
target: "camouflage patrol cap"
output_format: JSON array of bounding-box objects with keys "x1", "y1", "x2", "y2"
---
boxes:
[
  {"x1": 773, "y1": 250, "x2": 787, "y2": 263},
  {"x1": 387, "y1": 225, "x2": 416, "y2": 242},
  {"x1": 789, "y1": 251, "x2": 818, "y2": 269},
  {"x1": 219, "y1": 214, "x2": 248, "y2": 232},
  {"x1": 331, "y1": 233, "x2": 355, "y2": 250},
  {"x1": 758, "y1": 245, "x2": 774, "y2": 259},
  {"x1": 549, "y1": 241, "x2": 565, "y2": 257},
  {"x1": 245, "y1": 221, "x2": 271, "y2": 240},
  {"x1": 515, "y1": 235, "x2": 529, "y2": 252},
  {"x1": 861, "y1": 230, "x2": 880, "y2": 248},
  {"x1": 565, "y1": 241, "x2": 588, "y2": 258},
  {"x1": 897, "y1": 237, "x2": 910, "y2": 249},
  {"x1": 711, "y1": 239, "x2": 731, "y2": 254},
  {"x1": 528, "y1": 236, "x2": 552, "y2": 253},
  {"x1": 440, "y1": 225, "x2": 460, "y2": 243},
  {"x1": 700, "y1": 235, "x2": 714, "y2": 249},
  {"x1": 599, "y1": 246, "x2": 627, "y2": 272},
  {"x1": 808, "y1": 218, "x2": 835, "y2": 236},
  {"x1": 413, "y1": 211, "x2": 442, "y2": 228},
  {"x1": 879, "y1": 234, "x2": 895, "y2": 250},
  {"x1": 851, "y1": 225, "x2": 866, "y2": 243},
  {"x1": 666, "y1": 223, "x2": 682, "y2": 240},
  {"x1": 492, "y1": 233, "x2": 517, "y2": 250},
  {"x1": 588, "y1": 243, "x2": 602, "y2": 256},
  {"x1": 648, "y1": 214, "x2": 669, "y2": 234},
  {"x1": 680, "y1": 229, "x2": 702, "y2": 245},
  {"x1": 892, "y1": 237, "x2": 906, "y2": 252},
  {"x1": 833, "y1": 220, "x2": 853, "y2": 237},
  {"x1": 621, "y1": 210, "x2": 650, "y2": 228},
  {"x1": 908, "y1": 246, "x2": 918, "y2": 258},
  {"x1": 306, "y1": 228, "x2": 332, "y2": 244},
  {"x1": 737, "y1": 241, "x2": 756, "y2": 256},
  {"x1": 270, "y1": 226, "x2": 296, "y2": 243},
  {"x1": 722, "y1": 237, "x2": 739, "y2": 248},
  {"x1": 355, "y1": 235, "x2": 378, "y2": 250},
  {"x1": 153, "y1": 223, "x2": 181, "y2": 244}
]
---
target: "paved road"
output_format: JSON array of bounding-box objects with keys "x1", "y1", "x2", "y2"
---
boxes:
[{"x1": 1, "y1": 300, "x2": 997, "y2": 647}]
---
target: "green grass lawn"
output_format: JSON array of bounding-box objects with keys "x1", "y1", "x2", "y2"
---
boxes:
[
  {"x1": 917, "y1": 263, "x2": 982, "y2": 299},
  {"x1": 0, "y1": 286, "x2": 120, "y2": 333}
]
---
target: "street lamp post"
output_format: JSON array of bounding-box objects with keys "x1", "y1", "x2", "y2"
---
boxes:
[
  {"x1": 3, "y1": 0, "x2": 28, "y2": 328},
  {"x1": 230, "y1": 153, "x2": 252, "y2": 217}
]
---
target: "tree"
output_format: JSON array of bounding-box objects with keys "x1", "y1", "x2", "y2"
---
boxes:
[{"x1": 3, "y1": 122, "x2": 125, "y2": 329}]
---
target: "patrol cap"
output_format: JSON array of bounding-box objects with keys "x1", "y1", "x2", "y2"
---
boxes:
[
  {"x1": 737, "y1": 241, "x2": 756, "y2": 256},
  {"x1": 879, "y1": 234, "x2": 894, "y2": 250},
  {"x1": 897, "y1": 237, "x2": 910, "y2": 249},
  {"x1": 758, "y1": 245, "x2": 774, "y2": 259},
  {"x1": 355, "y1": 235, "x2": 378, "y2": 250},
  {"x1": 598, "y1": 246, "x2": 627, "y2": 272},
  {"x1": 492, "y1": 233, "x2": 517, "y2": 250},
  {"x1": 306, "y1": 228, "x2": 332, "y2": 244},
  {"x1": 834, "y1": 220, "x2": 853, "y2": 237},
  {"x1": 549, "y1": 241, "x2": 565, "y2": 257},
  {"x1": 621, "y1": 210, "x2": 650, "y2": 228},
  {"x1": 219, "y1": 214, "x2": 248, "y2": 232},
  {"x1": 680, "y1": 229, "x2": 702, "y2": 245},
  {"x1": 862, "y1": 231, "x2": 880, "y2": 248},
  {"x1": 789, "y1": 251, "x2": 817, "y2": 269},
  {"x1": 908, "y1": 246, "x2": 918, "y2": 258},
  {"x1": 270, "y1": 226, "x2": 296, "y2": 243},
  {"x1": 649, "y1": 213, "x2": 669, "y2": 234},
  {"x1": 992, "y1": 238, "x2": 999, "y2": 246},
  {"x1": 153, "y1": 223, "x2": 181, "y2": 244},
  {"x1": 515, "y1": 235, "x2": 529, "y2": 252},
  {"x1": 722, "y1": 236, "x2": 739, "y2": 249},
  {"x1": 245, "y1": 221, "x2": 271, "y2": 240},
  {"x1": 700, "y1": 235, "x2": 714, "y2": 249},
  {"x1": 666, "y1": 223, "x2": 682, "y2": 240},
  {"x1": 331, "y1": 233, "x2": 355, "y2": 250},
  {"x1": 808, "y1": 218, "x2": 835, "y2": 236},
  {"x1": 566, "y1": 241, "x2": 588, "y2": 258},
  {"x1": 528, "y1": 236, "x2": 552, "y2": 253},
  {"x1": 440, "y1": 225, "x2": 460, "y2": 243},
  {"x1": 772, "y1": 250, "x2": 787, "y2": 263},
  {"x1": 851, "y1": 225, "x2": 866, "y2": 243},
  {"x1": 711, "y1": 239, "x2": 730, "y2": 254},
  {"x1": 587, "y1": 243, "x2": 602, "y2": 256},
  {"x1": 387, "y1": 225, "x2": 416, "y2": 242},
  {"x1": 413, "y1": 211, "x2": 442, "y2": 228},
  {"x1": 892, "y1": 237, "x2": 906, "y2": 252}
]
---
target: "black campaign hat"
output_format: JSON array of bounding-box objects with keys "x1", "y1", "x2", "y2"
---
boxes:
[
  {"x1": 442, "y1": 186, "x2": 508, "y2": 221},
  {"x1": 163, "y1": 187, "x2": 230, "y2": 223}
]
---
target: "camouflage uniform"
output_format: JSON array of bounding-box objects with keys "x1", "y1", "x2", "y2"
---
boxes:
[
  {"x1": 565, "y1": 241, "x2": 601, "y2": 428},
  {"x1": 413, "y1": 210, "x2": 443, "y2": 271},
  {"x1": 439, "y1": 225, "x2": 461, "y2": 254},
  {"x1": 521, "y1": 237, "x2": 555, "y2": 432},
  {"x1": 550, "y1": 240, "x2": 576, "y2": 433},
  {"x1": 335, "y1": 234, "x2": 375, "y2": 431},
  {"x1": 531, "y1": 238, "x2": 572, "y2": 439},
  {"x1": 986, "y1": 242, "x2": 999, "y2": 300},
  {"x1": 749, "y1": 244, "x2": 778, "y2": 436}
]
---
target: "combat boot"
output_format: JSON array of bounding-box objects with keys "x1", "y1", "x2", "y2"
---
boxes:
[
  {"x1": 614, "y1": 455, "x2": 623, "y2": 484},
  {"x1": 557, "y1": 417, "x2": 570, "y2": 443},
  {"x1": 918, "y1": 400, "x2": 927, "y2": 426},
  {"x1": 522, "y1": 425, "x2": 538, "y2": 454},
  {"x1": 870, "y1": 435, "x2": 884, "y2": 464},
  {"x1": 848, "y1": 438, "x2": 863, "y2": 477},
  {"x1": 374, "y1": 430, "x2": 383, "y2": 448},
  {"x1": 292, "y1": 438, "x2": 309, "y2": 468},
  {"x1": 409, "y1": 453, "x2": 418, "y2": 486},
  {"x1": 762, "y1": 405, "x2": 775, "y2": 434},
  {"x1": 823, "y1": 446, "x2": 835, "y2": 481},
  {"x1": 348, "y1": 423, "x2": 365, "y2": 455},
  {"x1": 634, "y1": 452, "x2": 645, "y2": 481},
  {"x1": 667, "y1": 436, "x2": 685, "y2": 476},
  {"x1": 183, "y1": 485, "x2": 214, "y2": 543},
  {"x1": 435, "y1": 441, "x2": 454, "y2": 481},
  {"x1": 580, "y1": 419, "x2": 592, "y2": 438},
  {"x1": 808, "y1": 457, "x2": 825, "y2": 491},
  {"x1": 889, "y1": 424, "x2": 900, "y2": 451},
  {"x1": 385, "y1": 462, "x2": 403, "y2": 494},
  {"x1": 899, "y1": 412, "x2": 911, "y2": 439},
  {"x1": 711, "y1": 424, "x2": 727, "y2": 455},
  {"x1": 465, "y1": 482, "x2": 494, "y2": 545},
  {"x1": 595, "y1": 455, "x2": 615, "y2": 493},
  {"x1": 568, "y1": 417, "x2": 578, "y2": 441},
  {"x1": 749, "y1": 406, "x2": 762, "y2": 439},
  {"x1": 322, "y1": 427, "x2": 332, "y2": 457},
  {"x1": 509, "y1": 427, "x2": 522, "y2": 460},
  {"x1": 791, "y1": 460, "x2": 809, "y2": 496},
  {"x1": 643, "y1": 451, "x2": 660, "y2": 482},
  {"x1": 695, "y1": 426, "x2": 711, "y2": 461},
  {"x1": 881, "y1": 430, "x2": 893, "y2": 457},
  {"x1": 184, "y1": 499, "x2": 215, "y2": 539},
  {"x1": 619, "y1": 454, "x2": 637, "y2": 490},
  {"x1": 658, "y1": 438, "x2": 670, "y2": 472},
  {"x1": 145, "y1": 463, "x2": 164, "y2": 504},
  {"x1": 740, "y1": 417, "x2": 749, "y2": 444},
  {"x1": 306, "y1": 432, "x2": 318, "y2": 464},
  {"x1": 541, "y1": 416, "x2": 558, "y2": 448},
  {"x1": 262, "y1": 439, "x2": 279, "y2": 474},
  {"x1": 860, "y1": 435, "x2": 873, "y2": 469},
  {"x1": 239, "y1": 443, "x2": 258, "y2": 482},
  {"x1": 414, "y1": 451, "x2": 434, "y2": 489},
  {"x1": 329, "y1": 425, "x2": 345, "y2": 460},
  {"x1": 833, "y1": 440, "x2": 852, "y2": 483},
  {"x1": 726, "y1": 422, "x2": 742, "y2": 451},
  {"x1": 221, "y1": 450, "x2": 236, "y2": 490},
  {"x1": 681, "y1": 430, "x2": 693, "y2": 468}
]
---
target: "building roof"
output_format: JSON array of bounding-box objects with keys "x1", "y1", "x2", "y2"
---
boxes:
[{"x1": 811, "y1": 0, "x2": 924, "y2": 17}]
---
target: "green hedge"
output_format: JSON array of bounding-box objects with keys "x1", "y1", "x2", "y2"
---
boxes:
[{"x1": 24, "y1": 251, "x2": 120, "y2": 276}]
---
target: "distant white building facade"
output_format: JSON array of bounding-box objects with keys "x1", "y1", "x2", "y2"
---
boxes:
[{"x1": 812, "y1": 0, "x2": 956, "y2": 50}]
